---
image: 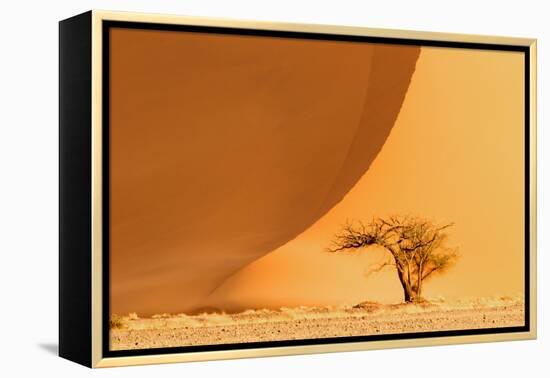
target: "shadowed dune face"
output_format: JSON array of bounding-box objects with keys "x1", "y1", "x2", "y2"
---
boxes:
[{"x1": 109, "y1": 28, "x2": 420, "y2": 315}]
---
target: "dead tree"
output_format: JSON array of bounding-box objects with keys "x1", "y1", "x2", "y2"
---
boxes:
[{"x1": 328, "y1": 216, "x2": 458, "y2": 303}]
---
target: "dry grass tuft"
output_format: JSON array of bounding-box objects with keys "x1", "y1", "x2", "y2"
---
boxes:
[{"x1": 110, "y1": 314, "x2": 126, "y2": 329}]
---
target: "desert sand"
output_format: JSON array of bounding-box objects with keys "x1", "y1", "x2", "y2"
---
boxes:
[{"x1": 110, "y1": 297, "x2": 524, "y2": 350}]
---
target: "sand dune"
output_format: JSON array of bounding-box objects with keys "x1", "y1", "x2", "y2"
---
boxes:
[
  {"x1": 110, "y1": 28, "x2": 420, "y2": 316},
  {"x1": 110, "y1": 30, "x2": 524, "y2": 318},
  {"x1": 206, "y1": 47, "x2": 525, "y2": 311}
]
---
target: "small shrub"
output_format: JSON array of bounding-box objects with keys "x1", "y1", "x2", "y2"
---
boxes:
[{"x1": 110, "y1": 314, "x2": 126, "y2": 329}]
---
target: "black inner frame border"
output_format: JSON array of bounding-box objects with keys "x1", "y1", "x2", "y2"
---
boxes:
[{"x1": 102, "y1": 20, "x2": 531, "y2": 358}]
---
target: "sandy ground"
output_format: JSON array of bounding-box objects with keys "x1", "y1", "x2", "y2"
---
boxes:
[{"x1": 110, "y1": 297, "x2": 524, "y2": 350}]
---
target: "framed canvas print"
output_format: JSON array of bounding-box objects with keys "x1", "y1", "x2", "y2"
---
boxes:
[{"x1": 59, "y1": 10, "x2": 537, "y2": 368}]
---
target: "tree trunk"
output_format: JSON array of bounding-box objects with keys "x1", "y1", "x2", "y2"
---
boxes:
[
  {"x1": 397, "y1": 267, "x2": 416, "y2": 302},
  {"x1": 403, "y1": 283, "x2": 416, "y2": 302}
]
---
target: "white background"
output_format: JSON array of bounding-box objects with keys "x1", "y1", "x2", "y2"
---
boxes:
[{"x1": 0, "y1": 0, "x2": 547, "y2": 376}]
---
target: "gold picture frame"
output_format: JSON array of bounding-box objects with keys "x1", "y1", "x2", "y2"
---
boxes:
[{"x1": 59, "y1": 10, "x2": 537, "y2": 368}]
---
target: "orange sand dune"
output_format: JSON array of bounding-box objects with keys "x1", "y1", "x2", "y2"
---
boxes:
[
  {"x1": 110, "y1": 28, "x2": 420, "y2": 315},
  {"x1": 207, "y1": 47, "x2": 525, "y2": 312}
]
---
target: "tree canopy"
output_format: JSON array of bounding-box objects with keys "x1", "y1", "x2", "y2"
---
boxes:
[{"x1": 329, "y1": 216, "x2": 458, "y2": 302}]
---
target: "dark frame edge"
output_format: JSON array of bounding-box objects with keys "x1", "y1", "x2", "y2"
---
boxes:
[{"x1": 59, "y1": 10, "x2": 93, "y2": 368}]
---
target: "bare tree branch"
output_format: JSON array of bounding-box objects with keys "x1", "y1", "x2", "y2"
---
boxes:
[{"x1": 328, "y1": 216, "x2": 458, "y2": 303}]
